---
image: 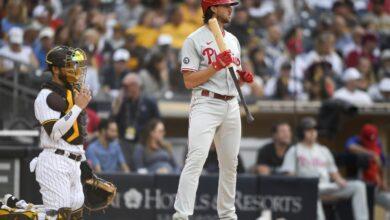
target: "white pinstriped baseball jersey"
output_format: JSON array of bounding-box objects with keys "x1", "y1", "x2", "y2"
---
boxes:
[
  {"x1": 180, "y1": 25, "x2": 242, "y2": 96},
  {"x1": 34, "y1": 89, "x2": 84, "y2": 155},
  {"x1": 33, "y1": 87, "x2": 85, "y2": 211}
]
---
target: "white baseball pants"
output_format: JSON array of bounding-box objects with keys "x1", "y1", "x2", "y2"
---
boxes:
[
  {"x1": 318, "y1": 180, "x2": 369, "y2": 220},
  {"x1": 174, "y1": 95, "x2": 241, "y2": 219},
  {"x1": 34, "y1": 149, "x2": 84, "y2": 211}
]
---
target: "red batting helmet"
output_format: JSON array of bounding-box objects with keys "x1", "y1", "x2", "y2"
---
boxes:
[{"x1": 201, "y1": 0, "x2": 239, "y2": 14}]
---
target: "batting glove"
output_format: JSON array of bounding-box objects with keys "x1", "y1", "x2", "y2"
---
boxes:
[
  {"x1": 212, "y1": 50, "x2": 234, "y2": 71},
  {"x1": 237, "y1": 70, "x2": 254, "y2": 83}
]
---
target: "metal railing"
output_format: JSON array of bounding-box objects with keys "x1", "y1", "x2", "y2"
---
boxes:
[{"x1": 0, "y1": 54, "x2": 41, "y2": 128}]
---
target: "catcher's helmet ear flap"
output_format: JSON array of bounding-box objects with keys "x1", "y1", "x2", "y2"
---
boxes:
[{"x1": 296, "y1": 117, "x2": 317, "y2": 140}]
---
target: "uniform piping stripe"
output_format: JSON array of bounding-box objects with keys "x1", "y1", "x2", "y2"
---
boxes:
[
  {"x1": 42, "y1": 119, "x2": 58, "y2": 125},
  {"x1": 181, "y1": 68, "x2": 197, "y2": 72}
]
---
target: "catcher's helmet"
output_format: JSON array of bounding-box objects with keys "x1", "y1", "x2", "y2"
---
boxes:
[
  {"x1": 46, "y1": 46, "x2": 87, "y2": 87},
  {"x1": 201, "y1": 0, "x2": 239, "y2": 14},
  {"x1": 296, "y1": 117, "x2": 317, "y2": 140},
  {"x1": 46, "y1": 46, "x2": 70, "y2": 68}
]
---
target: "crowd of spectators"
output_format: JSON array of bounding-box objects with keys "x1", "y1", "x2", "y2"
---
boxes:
[{"x1": 0, "y1": 0, "x2": 389, "y2": 105}]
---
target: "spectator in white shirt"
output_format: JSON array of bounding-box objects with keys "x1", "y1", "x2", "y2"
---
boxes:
[
  {"x1": 281, "y1": 117, "x2": 369, "y2": 220},
  {"x1": 341, "y1": 25, "x2": 365, "y2": 58},
  {"x1": 0, "y1": 27, "x2": 39, "y2": 75},
  {"x1": 115, "y1": 0, "x2": 145, "y2": 29},
  {"x1": 378, "y1": 49, "x2": 390, "y2": 80},
  {"x1": 333, "y1": 68, "x2": 373, "y2": 106},
  {"x1": 83, "y1": 48, "x2": 101, "y2": 97},
  {"x1": 264, "y1": 62, "x2": 306, "y2": 100},
  {"x1": 295, "y1": 32, "x2": 343, "y2": 81},
  {"x1": 368, "y1": 78, "x2": 390, "y2": 102},
  {"x1": 263, "y1": 24, "x2": 285, "y2": 66}
]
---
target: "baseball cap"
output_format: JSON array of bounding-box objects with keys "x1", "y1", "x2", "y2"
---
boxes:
[
  {"x1": 300, "y1": 117, "x2": 317, "y2": 130},
  {"x1": 33, "y1": 5, "x2": 48, "y2": 18},
  {"x1": 379, "y1": 78, "x2": 390, "y2": 92},
  {"x1": 38, "y1": 27, "x2": 54, "y2": 39},
  {"x1": 113, "y1": 49, "x2": 130, "y2": 62},
  {"x1": 342, "y1": 68, "x2": 361, "y2": 82},
  {"x1": 8, "y1": 27, "x2": 24, "y2": 45},
  {"x1": 157, "y1": 34, "x2": 173, "y2": 46}
]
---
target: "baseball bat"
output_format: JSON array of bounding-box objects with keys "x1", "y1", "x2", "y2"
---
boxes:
[{"x1": 208, "y1": 18, "x2": 255, "y2": 123}]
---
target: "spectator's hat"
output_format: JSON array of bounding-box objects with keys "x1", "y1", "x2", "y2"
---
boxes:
[
  {"x1": 38, "y1": 27, "x2": 54, "y2": 39},
  {"x1": 157, "y1": 34, "x2": 173, "y2": 46},
  {"x1": 8, "y1": 27, "x2": 24, "y2": 45},
  {"x1": 379, "y1": 78, "x2": 390, "y2": 92},
  {"x1": 113, "y1": 49, "x2": 130, "y2": 62},
  {"x1": 381, "y1": 49, "x2": 390, "y2": 61},
  {"x1": 300, "y1": 117, "x2": 317, "y2": 130},
  {"x1": 342, "y1": 68, "x2": 361, "y2": 82},
  {"x1": 33, "y1": 5, "x2": 48, "y2": 18}
]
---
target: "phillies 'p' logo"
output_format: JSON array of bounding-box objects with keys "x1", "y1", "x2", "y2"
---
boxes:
[
  {"x1": 202, "y1": 47, "x2": 241, "y2": 66},
  {"x1": 202, "y1": 48, "x2": 216, "y2": 64}
]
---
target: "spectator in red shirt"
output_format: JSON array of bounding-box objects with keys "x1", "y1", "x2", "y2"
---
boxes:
[
  {"x1": 85, "y1": 107, "x2": 101, "y2": 145},
  {"x1": 346, "y1": 32, "x2": 379, "y2": 68},
  {"x1": 346, "y1": 124, "x2": 390, "y2": 210},
  {"x1": 368, "y1": 0, "x2": 390, "y2": 17}
]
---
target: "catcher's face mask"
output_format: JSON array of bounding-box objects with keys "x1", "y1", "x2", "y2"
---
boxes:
[{"x1": 61, "y1": 48, "x2": 87, "y2": 89}]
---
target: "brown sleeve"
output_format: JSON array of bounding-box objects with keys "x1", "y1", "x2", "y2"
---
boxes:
[
  {"x1": 42, "y1": 92, "x2": 67, "y2": 137},
  {"x1": 46, "y1": 92, "x2": 67, "y2": 112}
]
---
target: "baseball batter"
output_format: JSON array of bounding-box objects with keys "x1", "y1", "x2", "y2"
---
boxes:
[
  {"x1": 173, "y1": 1, "x2": 254, "y2": 219},
  {"x1": 30, "y1": 46, "x2": 91, "y2": 219}
]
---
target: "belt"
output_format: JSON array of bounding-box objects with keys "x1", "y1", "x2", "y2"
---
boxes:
[
  {"x1": 201, "y1": 90, "x2": 234, "y2": 101},
  {"x1": 54, "y1": 149, "x2": 82, "y2": 162}
]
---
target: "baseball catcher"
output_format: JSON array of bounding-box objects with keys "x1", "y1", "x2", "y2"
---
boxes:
[{"x1": 27, "y1": 45, "x2": 115, "y2": 219}]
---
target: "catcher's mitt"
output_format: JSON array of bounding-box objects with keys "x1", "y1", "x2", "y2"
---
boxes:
[{"x1": 83, "y1": 175, "x2": 117, "y2": 212}]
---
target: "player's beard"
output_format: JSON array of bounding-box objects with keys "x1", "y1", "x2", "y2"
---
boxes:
[
  {"x1": 58, "y1": 70, "x2": 73, "y2": 90},
  {"x1": 217, "y1": 14, "x2": 231, "y2": 24}
]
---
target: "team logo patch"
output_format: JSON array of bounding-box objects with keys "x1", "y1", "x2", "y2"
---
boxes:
[
  {"x1": 64, "y1": 111, "x2": 72, "y2": 121},
  {"x1": 183, "y1": 57, "x2": 190, "y2": 64}
]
